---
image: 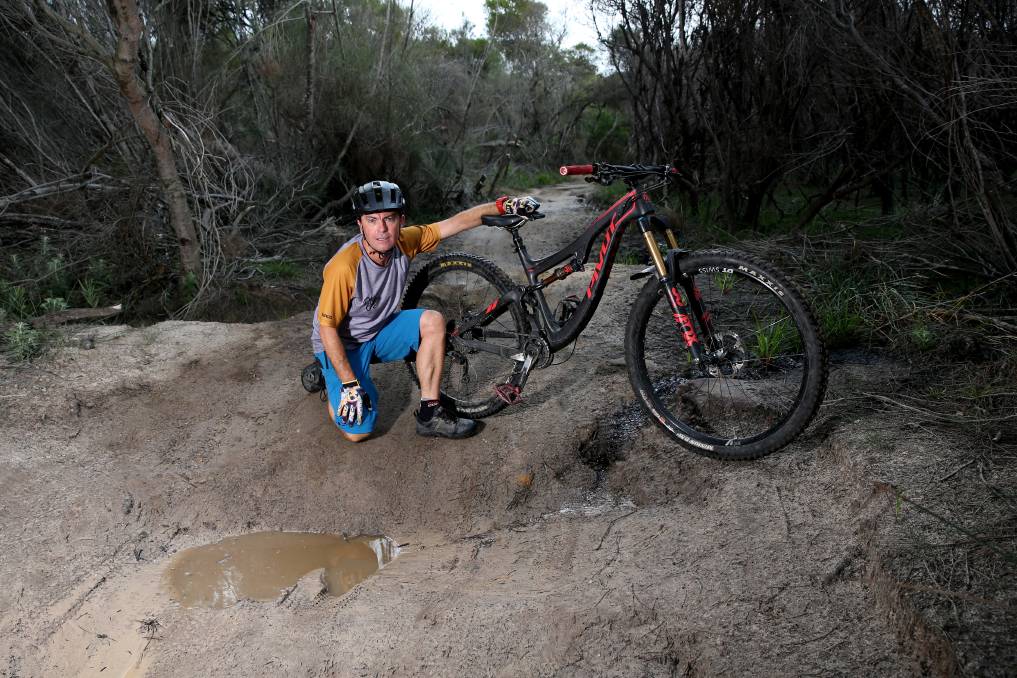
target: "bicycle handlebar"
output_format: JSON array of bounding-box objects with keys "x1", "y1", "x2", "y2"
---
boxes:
[
  {"x1": 558, "y1": 162, "x2": 683, "y2": 186},
  {"x1": 559, "y1": 164, "x2": 595, "y2": 176}
]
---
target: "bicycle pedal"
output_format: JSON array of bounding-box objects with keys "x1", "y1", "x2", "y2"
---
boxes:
[{"x1": 494, "y1": 383, "x2": 524, "y2": 405}]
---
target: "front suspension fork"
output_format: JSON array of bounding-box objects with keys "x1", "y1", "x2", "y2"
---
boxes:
[{"x1": 641, "y1": 221, "x2": 714, "y2": 364}]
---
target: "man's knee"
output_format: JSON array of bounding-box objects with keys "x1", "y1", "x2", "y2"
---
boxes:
[
  {"x1": 420, "y1": 309, "x2": 445, "y2": 337},
  {"x1": 328, "y1": 403, "x2": 371, "y2": 442}
]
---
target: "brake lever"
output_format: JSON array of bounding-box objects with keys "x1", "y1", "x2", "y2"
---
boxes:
[{"x1": 667, "y1": 166, "x2": 699, "y2": 191}]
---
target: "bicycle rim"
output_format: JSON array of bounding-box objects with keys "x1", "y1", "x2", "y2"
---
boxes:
[
  {"x1": 628, "y1": 252, "x2": 825, "y2": 458},
  {"x1": 405, "y1": 257, "x2": 527, "y2": 417}
]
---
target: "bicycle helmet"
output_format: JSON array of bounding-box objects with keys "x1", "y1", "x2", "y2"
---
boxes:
[{"x1": 353, "y1": 180, "x2": 406, "y2": 214}]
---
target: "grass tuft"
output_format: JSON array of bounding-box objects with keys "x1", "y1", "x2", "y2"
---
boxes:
[
  {"x1": 753, "y1": 317, "x2": 798, "y2": 362},
  {"x1": 808, "y1": 270, "x2": 867, "y2": 348}
]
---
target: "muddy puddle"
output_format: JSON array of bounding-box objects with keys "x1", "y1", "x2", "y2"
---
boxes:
[{"x1": 164, "y1": 532, "x2": 398, "y2": 608}]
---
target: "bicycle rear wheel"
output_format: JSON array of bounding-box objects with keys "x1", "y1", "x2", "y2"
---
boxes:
[
  {"x1": 625, "y1": 249, "x2": 827, "y2": 460},
  {"x1": 402, "y1": 253, "x2": 529, "y2": 418}
]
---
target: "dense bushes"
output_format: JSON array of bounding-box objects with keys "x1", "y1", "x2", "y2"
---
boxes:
[
  {"x1": 602, "y1": 0, "x2": 1017, "y2": 273},
  {"x1": 0, "y1": 0, "x2": 622, "y2": 321},
  {"x1": 1, "y1": 0, "x2": 1014, "y2": 343}
]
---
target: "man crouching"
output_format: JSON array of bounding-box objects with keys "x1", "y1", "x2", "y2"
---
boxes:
[{"x1": 309, "y1": 180, "x2": 539, "y2": 441}]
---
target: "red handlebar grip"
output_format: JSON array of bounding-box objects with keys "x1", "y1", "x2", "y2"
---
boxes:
[{"x1": 559, "y1": 164, "x2": 594, "y2": 176}]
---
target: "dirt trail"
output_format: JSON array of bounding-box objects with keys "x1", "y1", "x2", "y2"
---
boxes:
[{"x1": 0, "y1": 181, "x2": 986, "y2": 676}]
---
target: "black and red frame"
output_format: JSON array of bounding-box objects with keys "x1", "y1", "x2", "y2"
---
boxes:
[{"x1": 456, "y1": 163, "x2": 716, "y2": 367}]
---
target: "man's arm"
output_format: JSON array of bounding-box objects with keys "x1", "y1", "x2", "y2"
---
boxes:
[
  {"x1": 434, "y1": 202, "x2": 499, "y2": 240},
  {"x1": 433, "y1": 196, "x2": 540, "y2": 239},
  {"x1": 320, "y1": 325, "x2": 356, "y2": 383}
]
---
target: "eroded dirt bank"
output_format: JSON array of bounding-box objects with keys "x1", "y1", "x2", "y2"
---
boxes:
[{"x1": 1, "y1": 183, "x2": 1009, "y2": 676}]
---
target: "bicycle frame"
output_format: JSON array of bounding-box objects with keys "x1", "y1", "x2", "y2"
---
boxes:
[{"x1": 458, "y1": 184, "x2": 714, "y2": 366}]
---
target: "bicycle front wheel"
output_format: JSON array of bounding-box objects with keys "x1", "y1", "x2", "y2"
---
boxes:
[
  {"x1": 402, "y1": 253, "x2": 529, "y2": 418},
  {"x1": 625, "y1": 249, "x2": 827, "y2": 460}
]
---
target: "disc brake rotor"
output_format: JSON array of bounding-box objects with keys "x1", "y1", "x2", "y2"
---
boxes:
[{"x1": 706, "y1": 331, "x2": 746, "y2": 378}]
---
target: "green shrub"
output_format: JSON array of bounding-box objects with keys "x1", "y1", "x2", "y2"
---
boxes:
[
  {"x1": 0, "y1": 282, "x2": 32, "y2": 319},
  {"x1": 8, "y1": 253, "x2": 24, "y2": 277},
  {"x1": 862, "y1": 282, "x2": 926, "y2": 350},
  {"x1": 501, "y1": 167, "x2": 562, "y2": 192},
  {"x1": 43, "y1": 255, "x2": 69, "y2": 298},
  {"x1": 909, "y1": 325, "x2": 938, "y2": 351},
  {"x1": 713, "y1": 272, "x2": 737, "y2": 294},
  {"x1": 616, "y1": 250, "x2": 644, "y2": 265},
  {"x1": 692, "y1": 194, "x2": 724, "y2": 232},
  {"x1": 79, "y1": 258, "x2": 113, "y2": 307},
  {"x1": 87, "y1": 258, "x2": 113, "y2": 285},
  {"x1": 4, "y1": 322, "x2": 43, "y2": 362},
  {"x1": 79, "y1": 278, "x2": 104, "y2": 308},
  {"x1": 578, "y1": 107, "x2": 630, "y2": 161},
  {"x1": 40, "y1": 297, "x2": 68, "y2": 313},
  {"x1": 181, "y1": 271, "x2": 199, "y2": 301},
  {"x1": 818, "y1": 297, "x2": 865, "y2": 348},
  {"x1": 531, "y1": 170, "x2": 558, "y2": 187},
  {"x1": 257, "y1": 259, "x2": 301, "y2": 279}
]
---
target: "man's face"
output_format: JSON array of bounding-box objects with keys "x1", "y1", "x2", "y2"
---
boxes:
[{"x1": 358, "y1": 210, "x2": 405, "y2": 254}]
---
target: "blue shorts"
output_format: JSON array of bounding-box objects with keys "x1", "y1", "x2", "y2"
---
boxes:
[{"x1": 315, "y1": 309, "x2": 425, "y2": 435}]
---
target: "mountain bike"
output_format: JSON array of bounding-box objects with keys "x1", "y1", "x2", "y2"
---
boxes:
[{"x1": 402, "y1": 163, "x2": 828, "y2": 460}]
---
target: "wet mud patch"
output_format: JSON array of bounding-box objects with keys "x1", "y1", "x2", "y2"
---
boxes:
[
  {"x1": 572, "y1": 397, "x2": 732, "y2": 511},
  {"x1": 576, "y1": 402, "x2": 649, "y2": 486},
  {"x1": 164, "y1": 532, "x2": 398, "y2": 608}
]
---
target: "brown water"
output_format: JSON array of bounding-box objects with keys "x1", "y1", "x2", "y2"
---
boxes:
[{"x1": 164, "y1": 532, "x2": 398, "y2": 608}]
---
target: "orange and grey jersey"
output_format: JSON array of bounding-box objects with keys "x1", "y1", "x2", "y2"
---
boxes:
[{"x1": 311, "y1": 224, "x2": 441, "y2": 353}]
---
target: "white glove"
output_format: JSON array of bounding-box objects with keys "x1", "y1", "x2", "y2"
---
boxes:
[
  {"x1": 338, "y1": 379, "x2": 372, "y2": 426},
  {"x1": 498, "y1": 195, "x2": 541, "y2": 216}
]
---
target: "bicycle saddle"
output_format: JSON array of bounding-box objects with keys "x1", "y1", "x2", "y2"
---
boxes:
[{"x1": 481, "y1": 212, "x2": 545, "y2": 229}]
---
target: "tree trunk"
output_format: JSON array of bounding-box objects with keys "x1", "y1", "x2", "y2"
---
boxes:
[
  {"x1": 741, "y1": 182, "x2": 771, "y2": 231},
  {"x1": 873, "y1": 174, "x2": 894, "y2": 215},
  {"x1": 794, "y1": 167, "x2": 855, "y2": 230},
  {"x1": 304, "y1": 6, "x2": 316, "y2": 133},
  {"x1": 108, "y1": 0, "x2": 201, "y2": 278}
]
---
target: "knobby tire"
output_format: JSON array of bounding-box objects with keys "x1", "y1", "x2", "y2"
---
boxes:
[
  {"x1": 402, "y1": 253, "x2": 529, "y2": 419},
  {"x1": 625, "y1": 249, "x2": 828, "y2": 460}
]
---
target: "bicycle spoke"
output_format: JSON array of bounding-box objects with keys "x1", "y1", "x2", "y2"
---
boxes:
[
  {"x1": 405, "y1": 258, "x2": 529, "y2": 417},
  {"x1": 641, "y1": 268, "x2": 811, "y2": 443}
]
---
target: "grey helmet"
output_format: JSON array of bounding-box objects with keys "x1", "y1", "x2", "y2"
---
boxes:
[{"x1": 354, "y1": 180, "x2": 405, "y2": 214}]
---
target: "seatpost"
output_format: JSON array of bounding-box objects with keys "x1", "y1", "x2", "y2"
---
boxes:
[{"x1": 508, "y1": 228, "x2": 538, "y2": 283}]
